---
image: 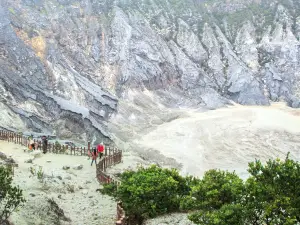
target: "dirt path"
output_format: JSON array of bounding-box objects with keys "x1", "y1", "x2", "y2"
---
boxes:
[
  {"x1": 0, "y1": 142, "x2": 116, "y2": 225},
  {"x1": 134, "y1": 103, "x2": 300, "y2": 178}
]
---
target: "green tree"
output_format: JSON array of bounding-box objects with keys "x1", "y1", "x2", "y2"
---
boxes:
[
  {"x1": 114, "y1": 165, "x2": 190, "y2": 224},
  {"x1": 188, "y1": 203, "x2": 244, "y2": 225},
  {"x1": 0, "y1": 166, "x2": 26, "y2": 224},
  {"x1": 244, "y1": 154, "x2": 300, "y2": 225},
  {"x1": 185, "y1": 170, "x2": 244, "y2": 224},
  {"x1": 187, "y1": 155, "x2": 300, "y2": 225},
  {"x1": 101, "y1": 154, "x2": 300, "y2": 225}
]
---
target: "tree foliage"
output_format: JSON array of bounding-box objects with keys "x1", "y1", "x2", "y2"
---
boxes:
[
  {"x1": 0, "y1": 166, "x2": 25, "y2": 224},
  {"x1": 102, "y1": 154, "x2": 300, "y2": 225},
  {"x1": 116, "y1": 165, "x2": 191, "y2": 224},
  {"x1": 188, "y1": 154, "x2": 300, "y2": 225}
]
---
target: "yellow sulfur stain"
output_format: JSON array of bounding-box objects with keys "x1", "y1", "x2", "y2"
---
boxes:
[
  {"x1": 31, "y1": 36, "x2": 46, "y2": 60},
  {"x1": 14, "y1": 27, "x2": 46, "y2": 60}
]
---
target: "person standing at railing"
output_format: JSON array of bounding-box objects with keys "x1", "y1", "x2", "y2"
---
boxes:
[
  {"x1": 97, "y1": 142, "x2": 104, "y2": 159},
  {"x1": 29, "y1": 139, "x2": 35, "y2": 151},
  {"x1": 41, "y1": 136, "x2": 48, "y2": 154},
  {"x1": 91, "y1": 147, "x2": 98, "y2": 166}
]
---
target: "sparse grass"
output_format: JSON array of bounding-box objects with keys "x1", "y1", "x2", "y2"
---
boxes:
[
  {"x1": 29, "y1": 166, "x2": 44, "y2": 182},
  {"x1": 66, "y1": 184, "x2": 75, "y2": 193},
  {"x1": 8, "y1": 7, "x2": 16, "y2": 15}
]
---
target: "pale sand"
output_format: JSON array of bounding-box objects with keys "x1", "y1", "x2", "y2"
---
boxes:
[
  {"x1": 135, "y1": 103, "x2": 300, "y2": 179},
  {"x1": 0, "y1": 142, "x2": 116, "y2": 225}
]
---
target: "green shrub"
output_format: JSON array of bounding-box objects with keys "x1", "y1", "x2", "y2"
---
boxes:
[
  {"x1": 185, "y1": 170, "x2": 244, "y2": 211},
  {"x1": 0, "y1": 166, "x2": 25, "y2": 223},
  {"x1": 188, "y1": 154, "x2": 300, "y2": 225},
  {"x1": 29, "y1": 166, "x2": 44, "y2": 182},
  {"x1": 101, "y1": 155, "x2": 300, "y2": 225},
  {"x1": 100, "y1": 183, "x2": 118, "y2": 197},
  {"x1": 37, "y1": 166, "x2": 44, "y2": 181},
  {"x1": 115, "y1": 165, "x2": 191, "y2": 224}
]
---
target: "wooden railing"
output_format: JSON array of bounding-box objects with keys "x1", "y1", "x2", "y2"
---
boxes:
[
  {"x1": 0, "y1": 130, "x2": 122, "y2": 157},
  {"x1": 116, "y1": 202, "x2": 126, "y2": 225},
  {"x1": 0, "y1": 130, "x2": 126, "y2": 225},
  {"x1": 0, "y1": 130, "x2": 92, "y2": 155},
  {"x1": 96, "y1": 149, "x2": 127, "y2": 224}
]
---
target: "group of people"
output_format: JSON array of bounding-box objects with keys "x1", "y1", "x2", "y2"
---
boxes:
[
  {"x1": 90, "y1": 142, "x2": 105, "y2": 166},
  {"x1": 28, "y1": 135, "x2": 48, "y2": 154},
  {"x1": 27, "y1": 134, "x2": 105, "y2": 164}
]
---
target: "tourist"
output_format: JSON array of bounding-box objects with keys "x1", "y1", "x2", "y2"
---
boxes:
[
  {"x1": 97, "y1": 142, "x2": 104, "y2": 159},
  {"x1": 42, "y1": 136, "x2": 48, "y2": 154},
  {"x1": 91, "y1": 147, "x2": 98, "y2": 166},
  {"x1": 29, "y1": 139, "x2": 35, "y2": 151}
]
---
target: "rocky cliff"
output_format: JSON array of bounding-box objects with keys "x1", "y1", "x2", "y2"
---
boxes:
[{"x1": 1, "y1": 0, "x2": 300, "y2": 144}]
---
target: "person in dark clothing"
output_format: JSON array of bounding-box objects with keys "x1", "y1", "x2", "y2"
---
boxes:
[
  {"x1": 91, "y1": 147, "x2": 98, "y2": 166},
  {"x1": 42, "y1": 136, "x2": 48, "y2": 154}
]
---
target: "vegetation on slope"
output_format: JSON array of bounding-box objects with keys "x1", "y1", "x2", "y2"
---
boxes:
[
  {"x1": 0, "y1": 166, "x2": 25, "y2": 224},
  {"x1": 102, "y1": 154, "x2": 300, "y2": 225},
  {"x1": 116, "y1": 0, "x2": 300, "y2": 42}
]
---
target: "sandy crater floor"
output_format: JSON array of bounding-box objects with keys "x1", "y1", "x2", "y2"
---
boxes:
[{"x1": 134, "y1": 103, "x2": 300, "y2": 179}]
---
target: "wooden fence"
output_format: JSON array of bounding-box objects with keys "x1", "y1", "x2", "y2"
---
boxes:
[
  {"x1": 0, "y1": 130, "x2": 123, "y2": 158},
  {"x1": 96, "y1": 150, "x2": 126, "y2": 224},
  {"x1": 0, "y1": 130, "x2": 127, "y2": 225}
]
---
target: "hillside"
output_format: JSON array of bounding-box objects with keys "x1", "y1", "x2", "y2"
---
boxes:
[{"x1": 1, "y1": 0, "x2": 300, "y2": 145}]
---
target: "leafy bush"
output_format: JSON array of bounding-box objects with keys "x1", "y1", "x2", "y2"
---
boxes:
[
  {"x1": 101, "y1": 154, "x2": 300, "y2": 225},
  {"x1": 112, "y1": 165, "x2": 191, "y2": 224},
  {"x1": 243, "y1": 154, "x2": 300, "y2": 225},
  {"x1": 100, "y1": 183, "x2": 118, "y2": 197},
  {"x1": 185, "y1": 170, "x2": 244, "y2": 210},
  {"x1": 37, "y1": 166, "x2": 44, "y2": 181},
  {"x1": 188, "y1": 154, "x2": 300, "y2": 225},
  {"x1": 0, "y1": 166, "x2": 25, "y2": 223}
]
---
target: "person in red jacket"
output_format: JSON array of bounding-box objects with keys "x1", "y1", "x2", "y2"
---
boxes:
[{"x1": 97, "y1": 142, "x2": 104, "y2": 159}]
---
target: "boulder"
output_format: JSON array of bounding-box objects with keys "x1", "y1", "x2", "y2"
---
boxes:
[
  {"x1": 64, "y1": 176, "x2": 72, "y2": 180},
  {"x1": 73, "y1": 164, "x2": 83, "y2": 170},
  {"x1": 62, "y1": 166, "x2": 70, "y2": 170},
  {"x1": 5, "y1": 157, "x2": 15, "y2": 164},
  {"x1": 0, "y1": 152, "x2": 7, "y2": 160},
  {"x1": 25, "y1": 159, "x2": 33, "y2": 163},
  {"x1": 30, "y1": 151, "x2": 42, "y2": 159}
]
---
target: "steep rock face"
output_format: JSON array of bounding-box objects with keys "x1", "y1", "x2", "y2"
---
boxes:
[
  {"x1": 1, "y1": 0, "x2": 300, "y2": 144},
  {"x1": 0, "y1": 0, "x2": 117, "y2": 143}
]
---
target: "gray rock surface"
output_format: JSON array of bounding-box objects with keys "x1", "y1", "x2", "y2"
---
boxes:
[
  {"x1": 1, "y1": 0, "x2": 300, "y2": 144},
  {"x1": 24, "y1": 158, "x2": 33, "y2": 163},
  {"x1": 72, "y1": 164, "x2": 83, "y2": 170},
  {"x1": 62, "y1": 166, "x2": 70, "y2": 170},
  {"x1": 0, "y1": 152, "x2": 7, "y2": 160}
]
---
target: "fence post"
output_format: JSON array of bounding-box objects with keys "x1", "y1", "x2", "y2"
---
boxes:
[{"x1": 109, "y1": 147, "x2": 111, "y2": 167}]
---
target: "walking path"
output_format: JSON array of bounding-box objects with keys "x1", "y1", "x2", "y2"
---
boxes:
[{"x1": 0, "y1": 141, "x2": 116, "y2": 225}]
